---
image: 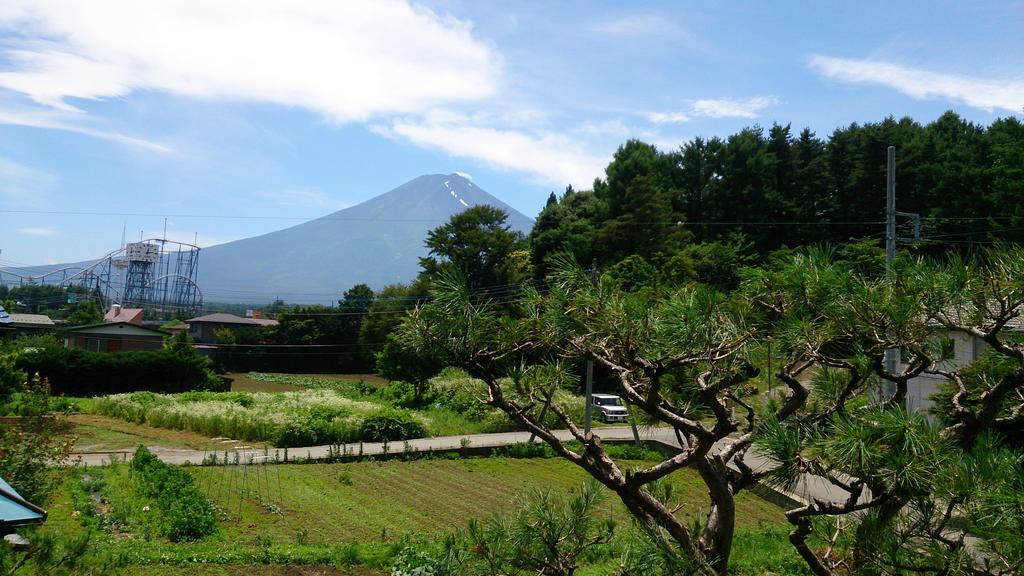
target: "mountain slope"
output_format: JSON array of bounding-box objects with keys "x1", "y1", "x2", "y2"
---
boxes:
[{"x1": 196, "y1": 174, "x2": 533, "y2": 302}]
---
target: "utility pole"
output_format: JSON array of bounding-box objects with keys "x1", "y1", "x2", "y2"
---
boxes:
[
  {"x1": 886, "y1": 146, "x2": 896, "y2": 270},
  {"x1": 883, "y1": 146, "x2": 899, "y2": 400},
  {"x1": 584, "y1": 259, "x2": 597, "y2": 436},
  {"x1": 584, "y1": 358, "x2": 593, "y2": 435}
]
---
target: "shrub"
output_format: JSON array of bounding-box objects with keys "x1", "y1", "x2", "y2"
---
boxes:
[
  {"x1": 130, "y1": 446, "x2": 218, "y2": 542},
  {"x1": 16, "y1": 346, "x2": 225, "y2": 396},
  {"x1": 503, "y1": 442, "x2": 555, "y2": 459},
  {"x1": 277, "y1": 420, "x2": 318, "y2": 447},
  {"x1": 376, "y1": 380, "x2": 433, "y2": 408},
  {"x1": 360, "y1": 408, "x2": 426, "y2": 442}
]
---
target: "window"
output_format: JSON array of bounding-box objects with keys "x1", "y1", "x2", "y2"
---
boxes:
[{"x1": 85, "y1": 337, "x2": 108, "y2": 352}]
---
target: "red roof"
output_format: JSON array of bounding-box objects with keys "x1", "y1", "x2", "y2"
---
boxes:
[{"x1": 104, "y1": 307, "x2": 144, "y2": 326}]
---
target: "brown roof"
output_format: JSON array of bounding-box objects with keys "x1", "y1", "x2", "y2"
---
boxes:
[
  {"x1": 186, "y1": 313, "x2": 262, "y2": 326},
  {"x1": 9, "y1": 314, "x2": 54, "y2": 327}
]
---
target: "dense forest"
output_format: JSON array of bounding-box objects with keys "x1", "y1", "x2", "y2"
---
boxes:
[{"x1": 532, "y1": 111, "x2": 1024, "y2": 279}]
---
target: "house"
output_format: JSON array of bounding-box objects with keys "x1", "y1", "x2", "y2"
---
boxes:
[
  {"x1": 903, "y1": 313, "x2": 1023, "y2": 414},
  {"x1": 103, "y1": 304, "x2": 144, "y2": 326},
  {"x1": 0, "y1": 311, "x2": 55, "y2": 340},
  {"x1": 64, "y1": 321, "x2": 168, "y2": 352},
  {"x1": 185, "y1": 313, "x2": 278, "y2": 343}
]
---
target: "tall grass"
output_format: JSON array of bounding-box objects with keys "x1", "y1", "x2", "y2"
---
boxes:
[{"x1": 92, "y1": 390, "x2": 420, "y2": 446}]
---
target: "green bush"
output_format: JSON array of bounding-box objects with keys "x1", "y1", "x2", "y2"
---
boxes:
[
  {"x1": 360, "y1": 408, "x2": 426, "y2": 442},
  {"x1": 502, "y1": 442, "x2": 555, "y2": 459},
  {"x1": 16, "y1": 346, "x2": 225, "y2": 396},
  {"x1": 376, "y1": 380, "x2": 434, "y2": 408},
  {"x1": 130, "y1": 446, "x2": 218, "y2": 542}
]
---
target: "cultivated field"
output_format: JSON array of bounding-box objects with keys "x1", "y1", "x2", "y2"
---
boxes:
[{"x1": 52, "y1": 452, "x2": 798, "y2": 575}]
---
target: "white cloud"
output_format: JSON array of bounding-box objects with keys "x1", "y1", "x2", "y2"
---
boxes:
[
  {"x1": 0, "y1": 155, "x2": 57, "y2": 206},
  {"x1": 692, "y1": 96, "x2": 778, "y2": 119},
  {"x1": 0, "y1": 0, "x2": 499, "y2": 123},
  {"x1": 453, "y1": 171, "x2": 473, "y2": 180},
  {"x1": 375, "y1": 113, "x2": 607, "y2": 188},
  {"x1": 646, "y1": 96, "x2": 777, "y2": 124},
  {"x1": 809, "y1": 55, "x2": 1024, "y2": 113},
  {"x1": 0, "y1": 108, "x2": 173, "y2": 152},
  {"x1": 17, "y1": 226, "x2": 59, "y2": 236},
  {"x1": 577, "y1": 118, "x2": 631, "y2": 136},
  {"x1": 647, "y1": 111, "x2": 690, "y2": 124},
  {"x1": 588, "y1": 14, "x2": 684, "y2": 38}
]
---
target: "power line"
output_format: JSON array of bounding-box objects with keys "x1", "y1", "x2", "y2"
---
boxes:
[
  {"x1": 0, "y1": 206, "x2": 892, "y2": 226},
  {"x1": 0, "y1": 208, "x2": 532, "y2": 224}
]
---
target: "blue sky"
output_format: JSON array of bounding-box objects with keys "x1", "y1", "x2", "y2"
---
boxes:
[{"x1": 0, "y1": 0, "x2": 1021, "y2": 267}]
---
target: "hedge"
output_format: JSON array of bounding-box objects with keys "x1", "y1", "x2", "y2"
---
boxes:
[{"x1": 16, "y1": 347, "x2": 226, "y2": 396}]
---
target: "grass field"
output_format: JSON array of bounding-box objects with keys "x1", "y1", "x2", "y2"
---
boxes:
[
  {"x1": 227, "y1": 373, "x2": 389, "y2": 394},
  {"x1": 161, "y1": 457, "x2": 784, "y2": 544},
  {"x1": 48, "y1": 452, "x2": 804, "y2": 575}
]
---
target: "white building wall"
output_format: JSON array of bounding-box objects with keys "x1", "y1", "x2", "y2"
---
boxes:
[{"x1": 903, "y1": 331, "x2": 986, "y2": 414}]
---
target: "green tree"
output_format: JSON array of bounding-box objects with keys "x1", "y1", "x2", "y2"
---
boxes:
[
  {"x1": 420, "y1": 205, "x2": 529, "y2": 295},
  {"x1": 595, "y1": 141, "x2": 689, "y2": 264},
  {"x1": 358, "y1": 281, "x2": 430, "y2": 360},
  {"x1": 337, "y1": 283, "x2": 375, "y2": 368},
  {"x1": 64, "y1": 300, "x2": 103, "y2": 325},
  {"x1": 529, "y1": 187, "x2": 606, "y2": 279},
  {"x1": 748, "y1": 246, "x2": 1024, "y2": 576},
  {"x1": 0, "y1": 351, "x2": 24, "y2": 402},
  {"x1": 400, "y1": 261, "x2": 765, "y2": 574},
  {"x1": 375, "y1": 333, "x2": 445, "y2": 404}
]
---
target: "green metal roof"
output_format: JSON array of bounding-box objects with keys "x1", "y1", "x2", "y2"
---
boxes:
[{"x1": 64, "y1": 321, "x2": 168, "y2": 336}]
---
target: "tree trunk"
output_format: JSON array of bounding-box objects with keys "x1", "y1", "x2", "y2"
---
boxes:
[{"x1": 696, "y1": 459, "x2": 736, "y2": 574}]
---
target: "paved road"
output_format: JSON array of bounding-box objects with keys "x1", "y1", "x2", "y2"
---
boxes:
[{"x1": 75, "y1": 426, "x2": 661, "y2": 466}]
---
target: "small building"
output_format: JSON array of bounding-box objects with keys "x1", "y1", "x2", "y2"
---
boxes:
[
  {"x1": 185, "y1": 313, "x2": 278, "y2": 343},
  {"x1": 103, "y1": 304, "x2": 144, "y2": 326},
  {"x1": 64, "y1": 321, "x2": 168, "y2": 352},
  {"x1": 903, "y1": 314, "x2": 1024, "y2": 413},
  {"x1": 0, "y1": 476, "x2": 46, "y2": 535},
  {"x1": 0, "y1": 312, "x2": 55, "y2": 340}
]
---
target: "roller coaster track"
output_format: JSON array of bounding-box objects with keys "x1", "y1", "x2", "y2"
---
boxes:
[{"x1": 0, "y1": 239, "x2": 203, "y2": 314}]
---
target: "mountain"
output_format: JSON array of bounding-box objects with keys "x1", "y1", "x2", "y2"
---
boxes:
[{"x1": 196, "y1": 173, "x2": 533, "y2": 302}]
